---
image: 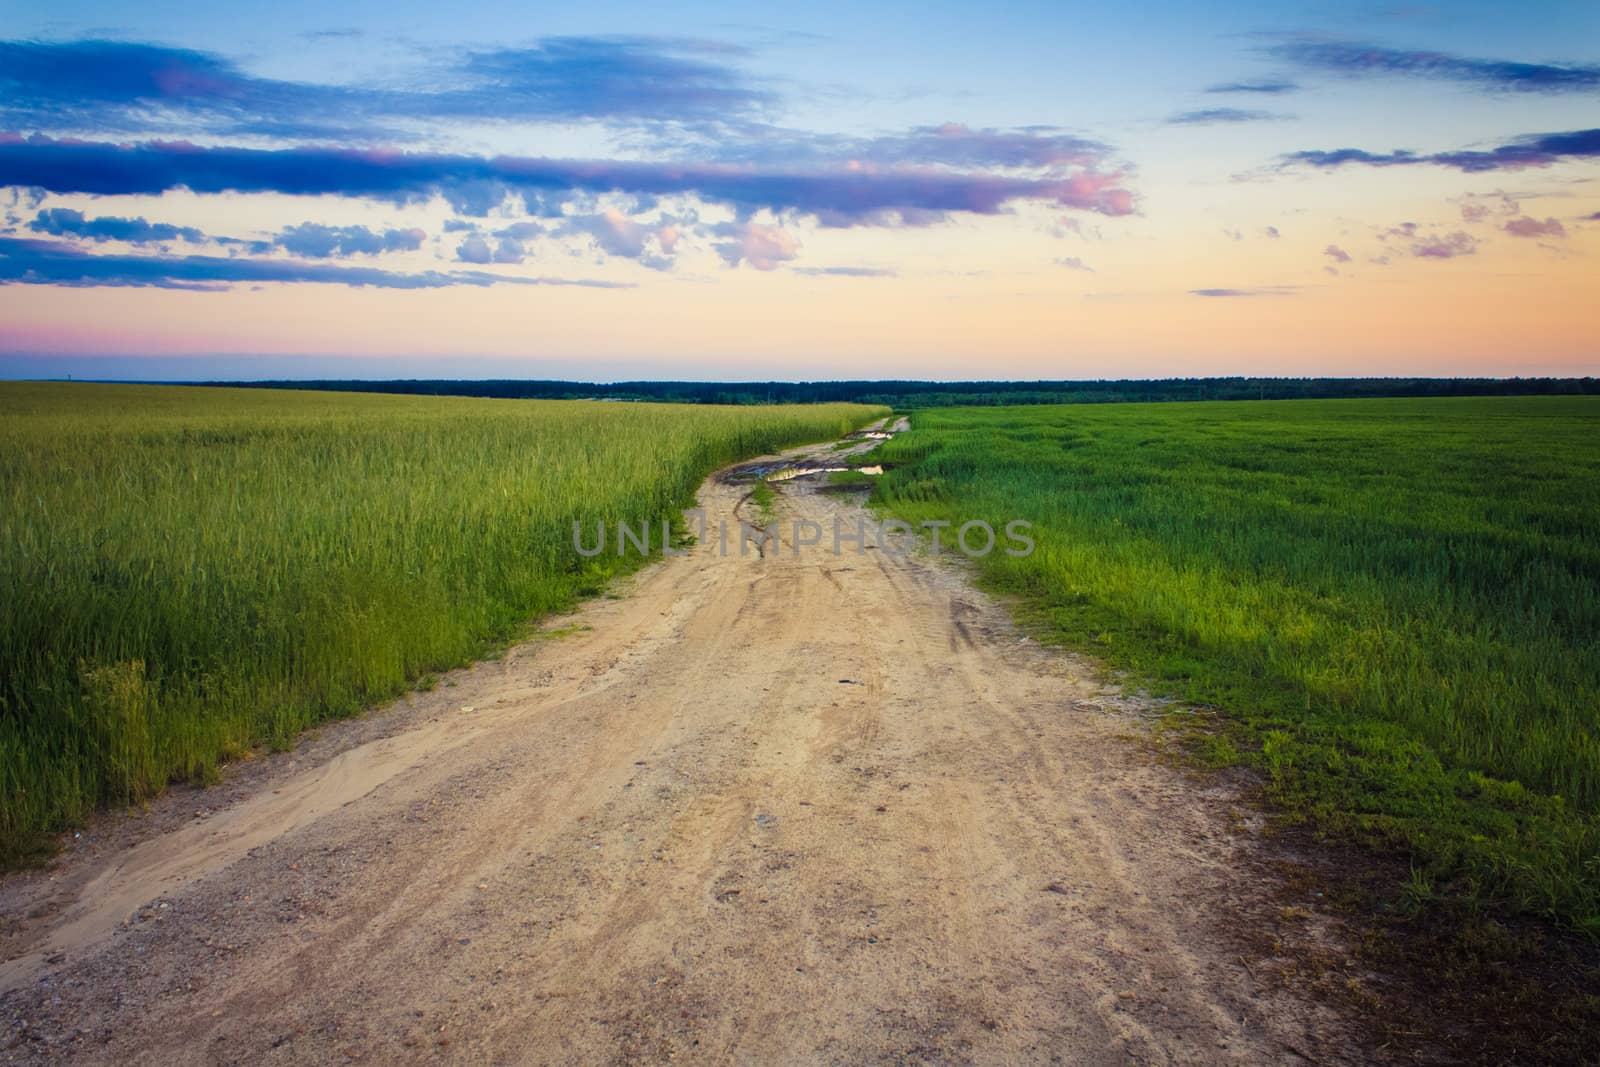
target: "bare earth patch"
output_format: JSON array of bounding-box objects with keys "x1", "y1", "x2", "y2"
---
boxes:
[{"x1": 0, "y1": 426, "x2": 1368, "y2": 1063}]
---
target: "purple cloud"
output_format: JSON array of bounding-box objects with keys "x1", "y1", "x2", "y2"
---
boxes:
[
  {"x1": 1503, "y1": 215, "x2": 1566, "y2": 238},
  {"x1": 1190, "y1": 286, "x2": 1297, "y2": 297},
  {"x1": 711, "y1": 220, "x2": 798, "y2": 270},
  {"x1": 494, "y1": 221, "x2": 546, "y2": 241},
  {"x1": 489, "y1": 211, "x2": 681, "y2": 270},
  {"x1": 729, "y1": 123, "x2": 1113, "y2": 170},
  {"x1": 1284, "y1": 128, "x2": 1600, "y2": 173},
  {"x1": 1055, "y1": 256, "x2": 1093, "y2": 271},
  {"x1": 1458, "y1": 191, "x2": 1518, "y2": 222},
  {"x1": 0, "y1": 135, "x2": 1137, "y2": 224},
  {"x1": 791, "y1": 266, "x2": 895, "y2": 277},
  {"x1": 1205, "y1": 79, "x2": 1299, "y2": 95},
  {"x1": 1167, "y1": 108, "x2": 1290, "y2": 125},
  {"x1": 1410, "y1": 231, "x2": 1477, "y2": 258},
  {"x1": 0, "y1": 236, "x2": 628, "y2": 290},
  {"x1": 455, "y1": 235, "x2": 493, "y2": 264},
  {"x1": 451, "y1": 38, "x2": 772, "y2": 125},
  {"x1": 491, "y1": 238, "x2": 525, "y2": 264},
  {"x1": 0, "y1": 37, "x2": 772, "y2": 139},
  {"x1": 558, "y1": 209, "x2": 652, "y2": 259},
  {"x1": 28, "y1": 207, "x2": 205, "y2": 244},
  {"x1": 1323, "y1": 244, "x2": 1351, "y2": 263},
  {"x1": 275, "y1": 222, "x2": 424, "y2": 258},
  {"x1": 1268, "y1": 40, "x2": 1600, "y2": 93}
]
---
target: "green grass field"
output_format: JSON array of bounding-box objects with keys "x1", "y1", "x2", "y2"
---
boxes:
[
  {"x1": 872, "y1": 397, "x2": 1600, "y2": 931},
  {"x1": 0, "y1": 383, "x2": 882, "y2": 859}
]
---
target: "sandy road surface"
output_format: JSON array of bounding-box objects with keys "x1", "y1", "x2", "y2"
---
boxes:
[{"x1": 1, "y1": 423, "x2": 1360, "y2": 1064}]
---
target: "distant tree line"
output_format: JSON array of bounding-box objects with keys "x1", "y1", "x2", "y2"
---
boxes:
[{"x1": 213, "y1": 376, "x2": 1600, "y2": 408}]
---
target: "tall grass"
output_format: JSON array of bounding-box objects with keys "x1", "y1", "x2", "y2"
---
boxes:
[
  {"x1": 0, "y1": 383, "x2": 882, "y2": 857},
  {"x1": 872, "y1": 397, "x2": 1600, "y2": 929}
]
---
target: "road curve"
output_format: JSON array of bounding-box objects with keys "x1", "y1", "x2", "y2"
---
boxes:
[{"x1": 0, "y1": 425, "x2": 1359, "y2": 1064}]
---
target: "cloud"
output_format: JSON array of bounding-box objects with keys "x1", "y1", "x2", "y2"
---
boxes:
[
  {"x1": 711, "y1": 220, "x2": 798, "y2": 270},
  {"x1": 448, "y1": 38, "x2": 772, "y2": 125},
  {"x1": 1583, "y1": 211, "x2": 1600, "y2": 221},
  {"x1": 1503, "y1": 215, "x2": 1566, "y2": 238},
  {"x1": 484, "y1": 210, "x2": 682, "y2": 270},
  {"x1": 1374, "y1": 221, "x2": 1478, "y2": 258},
  {"x1": 1458, "y1": 190, "x2": 1518, "y2": 222},
  {"x1": 1190, "y1": 286, "x2": 1296, "y2": 297},
  {"x1": 725, "y1": 123, "x2": 1113, "y2": 170},
  {"x1": 275, "y1": 222, "x2": 425, "y2": 258},
  {"x1": 1166, "y1": 108, "x2": 1290, "y2": 125},
  {"x1": 28, "y1": 207, "x2": 205, "y2": 244},
  {"x1": 492, "y1": 238, "x2": 525, "y2": 264},
  {"x1": 1283, "y1": 128, "x2": 1600, "y2": 173},
  {"x1": 1263, "y1": 225, "x2": 1281, "y2": 238},
  {"x1": 0, "y1": 36, "x2": 772, "y2": 139},
  {"x1": 494, "y1": 221, "x2": 546, "y2": 241},
  {"x1": 558, "y1": 209, "x2": 652, "y2": 258},
  {"x1": 0, "y1": 134, "x2": 1137, "y2": 224},
  {"x1": 1055, "y1": 256, "x2": 1093, "y2": 271},
  {"x1": 1205, "y1": 79, "x2": 1299, "y2": 95},
  {"x1": 1410, "y1": 230, "x2": 1477, "y2": 258},
  {"x1": 1267, "y1": 39, "x2": 1600, "y2": 93},
  {"x1": 455, "y1": 235, "x2": 493, "y2": 264},
  {"x1": 1323, "y1": 244, "x2": 1351, "y2": 263},
  {"x1": 791, "y1": 266, "x2": 895, "y2": 277},
  {"x1": 0, "y1": 236, "x2": 629, "y2": 290}
]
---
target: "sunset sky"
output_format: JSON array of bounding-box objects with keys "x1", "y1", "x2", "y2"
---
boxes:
[{"x1": 1, "y1": 0, "x2": 1597, "y2": 380}]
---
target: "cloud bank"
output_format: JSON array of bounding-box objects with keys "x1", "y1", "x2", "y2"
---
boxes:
[
  {"x1": 0, "y1": 37, "x2": 773, "y2": 139},
  {"x1": 1284, "y1": 128, "x2": 1600, "y2": 173},
  {"x1": 0, "y1": 236, "x2": 627, "y2": 290},
  {"x1": 0, "y1": 134, "x2": 1136, "y2": 224},
  {"x1": 1269, "y1": 40, "x2": 1600, "y2": 93},
  {"x1": 1167, "y1": 108, "x2": 1289, "y2": 126}
]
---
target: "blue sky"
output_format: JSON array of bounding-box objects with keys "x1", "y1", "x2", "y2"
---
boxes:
[{"x1": 1, "y1": 0, "x2": 1596, "y2": 379}]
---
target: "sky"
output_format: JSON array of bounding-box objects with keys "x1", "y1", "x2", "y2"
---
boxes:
[{"x1": 0, "y1": 0, "x2": 1597, "y2": 381}]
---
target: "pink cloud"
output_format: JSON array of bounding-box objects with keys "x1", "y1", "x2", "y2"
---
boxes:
[
  {"x1": 1411, "y1": 231, "x2": 1478, "y2": 259},
  {"x1": 1048, "y1": 172, "x2": 1134, "y2": 216},
  {"x1": 712, "y1": 220, "x2": 799, "y2": 270},
  {"x1": 1458, "y1": 191, "x2": 1517, "y2": 223},
  {"x1": 1503, "y1": 215, "x2": 1566, "y2": 239}
]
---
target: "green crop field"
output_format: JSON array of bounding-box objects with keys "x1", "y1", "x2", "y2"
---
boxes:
[
  {"x1": 871, "y1": 397, "x2": 1600, "y2": 931},
  {"x1": 0, "y1": 382, "x2": 882, "y2": 859}
]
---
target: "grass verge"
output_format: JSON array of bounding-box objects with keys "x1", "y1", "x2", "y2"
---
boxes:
[
  {"x1": 868, "y1": 397, "x2": 1600, "y2": 1055},
  {"x1": 0, "y1": 382, "x2": 884, "y2": 859}
]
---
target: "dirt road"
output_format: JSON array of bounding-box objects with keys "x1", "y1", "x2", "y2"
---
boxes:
[{"x1": 0, "y1": 424, "x2": 1360, "y2": 1064}]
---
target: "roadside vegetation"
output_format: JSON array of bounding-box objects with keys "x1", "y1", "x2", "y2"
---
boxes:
[
  {"x1": 825, "y1": 469, "x2": 876, "y2": 487},
  {"x1": 0, "y1": 382, "x2": 881, "y2": 860},
  {"x1": 747, "y1": 479, "x2": 778, "y2": 523},
  {"x1": 870, "y1": 397, "x2": 1600, "y2": 933}
]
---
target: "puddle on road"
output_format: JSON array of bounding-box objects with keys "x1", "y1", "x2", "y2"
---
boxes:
[
  {"x1": 766, "y1": 464, "x2": 884, "y2": 483},
  {"x1": 723, "y1": 423, "x2": 898, "y2": 484}
]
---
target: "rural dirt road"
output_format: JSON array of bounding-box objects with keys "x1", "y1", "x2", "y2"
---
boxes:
[{"x1": 1, "y1": 422, "x2": 1362, "y2": 1064}]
